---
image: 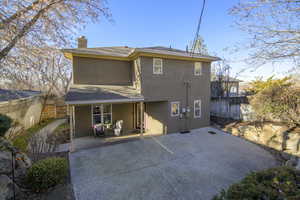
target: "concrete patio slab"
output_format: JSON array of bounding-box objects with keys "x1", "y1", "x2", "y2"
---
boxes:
[{"x1": 69, "y1": 127, "x2": 278, "y2": 200}]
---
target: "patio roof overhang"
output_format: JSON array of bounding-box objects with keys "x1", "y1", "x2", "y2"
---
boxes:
[{"x1": 65, "y1": 84, "x2": 144, "y2": 105}]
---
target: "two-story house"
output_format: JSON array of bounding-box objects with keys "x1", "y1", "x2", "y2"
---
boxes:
[{"x1": 62, "y1": 36, "x2": 219, "y2": 146}]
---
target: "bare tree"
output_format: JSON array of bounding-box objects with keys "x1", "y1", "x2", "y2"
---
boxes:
[
  {"x1": 1, "y1": 47, "x2": 71, "y2": 95},
  {"x1": 1, "y1": 47, "x2": 72, "y2": 122},
  {"x1": 0, "y1": 0, "x2": 109, "y2": 125},
  {"x1": 211, "y1": 60, "x2": 233, "y2": 97},
  {"x1": 188, "y1": 35, "x2": 208, "y2": 55},
  {"x1": 230, "y1": 0, "x2": 300, "y2": 67},
  {"x1": 0, "y1": 0, "x2": 111, "y2": 62},
  {"x1": 28, "y1": 131, "x2": 58, "y2": 161}
]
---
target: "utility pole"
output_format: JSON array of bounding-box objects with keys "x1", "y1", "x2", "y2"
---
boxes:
[
  {"x1": 180, "y1": 0, "x2": 207, "y2": 134},
  {"x1": 191, "y1": 0, "x2": 206, "y2": 54}
]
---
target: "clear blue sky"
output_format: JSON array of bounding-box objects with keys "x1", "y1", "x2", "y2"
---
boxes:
[{"x1": 80, "y1": 0, "x2": 290, "y2": 81}]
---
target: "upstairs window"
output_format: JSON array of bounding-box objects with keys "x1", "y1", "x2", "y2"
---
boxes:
[
  {"x1": 153, "y1": 58, "x2": 163, "y2": 74},
  {"x1": 92, "y1": 104, "x2": 112, "y2": 125},
  {"x1": 194, "y1": 100, "x2": 201, "y2": 118},
  {"x1": 194, "y1": 62, "x2": 202, "y2": 76},
  {"x1": 171, "y1": 102, "x2": 180, "y2": 117}
]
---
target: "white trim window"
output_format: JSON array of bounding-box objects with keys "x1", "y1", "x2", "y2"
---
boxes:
[
  {"x1": 194, "y1": 100, "x2": 201, "y2": 118},
  {"x1": 171, "y1": 102, "x2": 180, "y2": 117},
  {"x1": 153, "y1": 58, "x2": 163, "y2": 74},
  {"x1": 92, "y1": 104, "x2": 112, "y2": 125},
  {"x1": 194, "y1": 62, "x2": 202, "y2": 76}
]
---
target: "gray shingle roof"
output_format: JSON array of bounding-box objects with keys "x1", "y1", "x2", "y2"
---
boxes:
[
  {"x1": 0, "y1": 89, "x2": 41, "y2": 102},
  {"x1": 65, "y1": 85, "x2": 143, "y2": 104},
  {"x1": 136, "y1": 46, "x2": 219, "y2": 60},
  {"x1": 62, "y1": 46, "x2": 134, "y2": 57},
  {"x1": 62, "y1": 46, "x2": 220, "y2": 61}
]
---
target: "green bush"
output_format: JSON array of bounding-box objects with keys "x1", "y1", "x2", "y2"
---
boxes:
[
  {"x1": 0, "y1": 114, "x2": 12, "y2": 137},
  {"x1": 26, "y1": 157, "x2": 68, "y2": 192},
  {"x1": 213, "y1": 166, "x2": 300, "y2": 200},
  {"x1": 248, "y1": 76, "x2": 300, "y2": 126}
]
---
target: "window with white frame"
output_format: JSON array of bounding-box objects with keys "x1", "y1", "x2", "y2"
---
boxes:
[
  {"x1": 194, "y1": 100, "x2": 201, "y2": 118},
  {"x1": 92, "y1": 104, "x2": 112, "y2": 125},
  {"x1": 171, "y1": 102, "x2": 180, "y2": 117},
  {"x1": 194, "y1": 62, "x2": 202, "y2": 76},
  {"x1": 153, "y1": 58, "x2": 163, "y2": 74}
]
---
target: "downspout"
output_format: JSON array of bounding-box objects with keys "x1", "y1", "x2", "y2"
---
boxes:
[
  {"x1": 69, "y1": 105, "x2": 75, "y2": 152},
  {"x1": 181, "y1": 81, "x2": 191, "y2": 134}
]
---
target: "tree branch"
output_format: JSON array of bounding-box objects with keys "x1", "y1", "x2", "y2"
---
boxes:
[
  {"x1": 0, "y1": 0, "x2": 62, "y2": 61},
  {"x1": 0, "y1": 0, "x2": 42, "y2": 29}
]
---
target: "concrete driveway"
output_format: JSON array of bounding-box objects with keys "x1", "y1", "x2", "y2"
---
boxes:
[{"x1": 69, "y1": 127, "x2": 277, "y2": 200}]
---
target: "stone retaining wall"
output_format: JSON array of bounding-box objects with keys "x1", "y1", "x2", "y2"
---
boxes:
[
  {"x1": 0, "y1": 138, "x2": 32, "y2": 199},
  {"x1": 224, "y1": 122, "x2": 300, "y2": 156},
  {"x1": 224, "y1": 122, "x2": 300, "y2": 168}
]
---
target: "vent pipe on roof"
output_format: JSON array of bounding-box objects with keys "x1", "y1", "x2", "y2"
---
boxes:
[{"x1": 78, "y1": 36, "x2": 87, "y2": 48}]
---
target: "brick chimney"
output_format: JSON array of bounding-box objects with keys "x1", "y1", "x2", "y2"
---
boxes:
[{"x1": 77, "y1": 36, "x2": 87, "y2": 48}]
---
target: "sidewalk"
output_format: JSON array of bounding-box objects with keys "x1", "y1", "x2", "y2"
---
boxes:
[{"x1": 28, "y1": 119, "x2": 66, "y2": 152}]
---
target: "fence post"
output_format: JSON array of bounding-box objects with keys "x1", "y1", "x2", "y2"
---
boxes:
[{"x1": 11, "y1": 151, "x2": 16, "y2": 200}]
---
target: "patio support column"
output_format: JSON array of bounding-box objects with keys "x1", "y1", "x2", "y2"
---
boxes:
[
  {"x1": 140, "y1": 102, "x2": 144, "y2": 138},
  {"x1": 69, "y1": 105, "x2": 75, "y2": 152}
]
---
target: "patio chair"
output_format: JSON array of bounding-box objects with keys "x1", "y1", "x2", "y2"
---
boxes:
[
  {"x1": 93, "y1": 124, "x2": 105, "y2": 137},
  {"x1": 114, "y1": 120, "x2": 123, "y2": 136}
]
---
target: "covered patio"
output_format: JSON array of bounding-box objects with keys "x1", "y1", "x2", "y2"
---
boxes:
[
  {"x1": 65, "y1": 84, "x2": 146, "y2": 152},
  {"x1": 66, "y1": 131, "x2": 164, "y2": 151}
]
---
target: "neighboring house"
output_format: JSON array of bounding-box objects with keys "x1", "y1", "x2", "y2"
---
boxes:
[
  {"x1": 62, "y1": 36, "x2": 219, "y2": 140},
  {"x1": 210, "y1": 77, "x2": 250, "y2": 120},
  {"x1": 0, "y1": 89, "x2": 42, "y2": 129},
  {"x1": 211, "y1": 76, "x2": 241, "y2": 98}
]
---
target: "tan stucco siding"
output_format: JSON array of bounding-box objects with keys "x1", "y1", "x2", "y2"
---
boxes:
[
  {"x1": 72, "y1": 56, "x2": 211, "y2": 136},
  {"x1": 73, "y1": 56, "x2": 133, "y2": 85},
  {"x1": 145, "y1": 102, "x2": 168, "y2": 135},
  {"x1": 112, "y1": 103, "x2": 134, "y2": 134},
  {"x1": 74, "y1": 103, "x2": 134, "y2": 137},
  {"x1": 190, "y1": 68, "x2": 211, "y2": 129},
  {"x1": 166, "y1": 101, "x2": 185, "y2": 133},
  {"x1": 140, "y1": 57, "x2": 211, "y2": 132},
  {"x1": 74, "y1": 105, "x2": 92, "y2": 137}
]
